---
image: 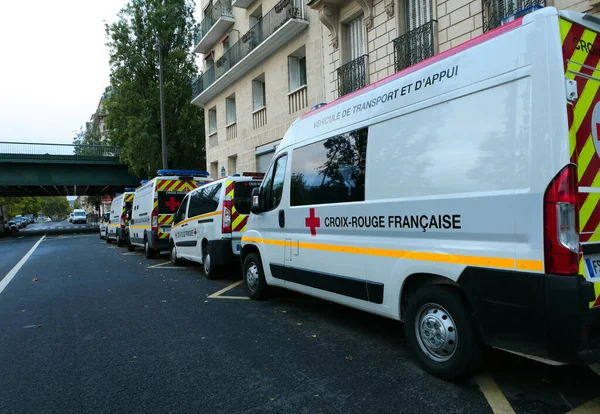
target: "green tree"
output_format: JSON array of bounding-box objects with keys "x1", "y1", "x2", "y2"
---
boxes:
[
  {"x1": 105, "y1": 0, "x2": 205, "y2": 178},
  {"x1": 40, "y1": 197, "x2": 70, "y2": 219}
]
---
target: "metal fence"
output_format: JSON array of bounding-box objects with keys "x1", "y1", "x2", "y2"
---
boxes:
[
  {"x1": 482, "y1": 0, "x2": 545, "y2": 32},
  {"x1": 0, "y1": 142, "x2": 122, "y2": 161},
  {"x1": 337, "y1": 55, "x2": 368, "y2": 97},
  {"x1": 194, "y1": 0, "x2": 233, "y2": 46},
  {"x1": 393, "y1": 21, "x2": 436, "y2": 73},
  {"x1": 193, "y1": 0, "x2": 305, "y2": 99}
]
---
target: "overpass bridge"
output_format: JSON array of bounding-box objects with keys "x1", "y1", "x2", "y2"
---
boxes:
[{"x1": 0, "y1": 142, "x2": 142, "y2": 197}]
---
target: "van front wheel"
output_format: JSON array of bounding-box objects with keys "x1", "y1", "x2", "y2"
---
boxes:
[
  {"x1": 404, "y1": 285, "x2": 484, "y2": 381},
  {"x1": 243, "y1": 253, "x2": 269, "y2": 300}
]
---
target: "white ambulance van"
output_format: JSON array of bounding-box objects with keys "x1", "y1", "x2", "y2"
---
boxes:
[
  {"x1": 170, "y1": 173, "x2": 263, "y2": 278},
  {"x1": 241, "y1": 7, "x2": 600, "y2": 380},
  {"x1": 129, "y1": 170, "x2": 211, "y2": 258},
  {"x1": 106, "y1": 190, "x2": 135, "y2": 247}
]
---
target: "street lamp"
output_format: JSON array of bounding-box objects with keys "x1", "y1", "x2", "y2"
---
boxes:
[{"x1": 154, "y1": 40, "x2": 168, "y2": 170}]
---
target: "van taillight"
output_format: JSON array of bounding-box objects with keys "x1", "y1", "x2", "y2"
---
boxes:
[
  {"x1": 544, "y1": 164, "x2": 580, "y2": 275},
  {"x1": 223, "y1": 200, "x2": 233, "y2": 233},
  {"x1": 152, "y1": 210, "x2": 158, "y2": 232}
]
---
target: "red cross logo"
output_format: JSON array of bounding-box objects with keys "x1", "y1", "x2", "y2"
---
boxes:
[
  {"x1": 193, "y1": 229, "x2": 197, "y2": 236},
  {"x1": 165, "y1": 196, "x2": 180, "y2": 212},
  {"x1": 305, "y1": 208, "x2": 320, "y2": 236}
]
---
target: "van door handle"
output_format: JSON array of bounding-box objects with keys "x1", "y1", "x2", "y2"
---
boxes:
[{"x1": 278, "y1": 210, "x2": 285, "y2": 228}]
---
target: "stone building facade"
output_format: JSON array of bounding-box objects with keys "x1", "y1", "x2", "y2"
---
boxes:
[{"x1": 191, "y1": 0, "x2": 327, "y2": 176}]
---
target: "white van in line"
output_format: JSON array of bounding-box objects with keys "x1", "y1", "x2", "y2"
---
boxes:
[
  {"x1": 241, "y1": 7, "x2": 600, "y2": 380},
  {"x1": 169, "y1": 173, "x2": 263, "y2": 278},
  {"x1": 106, "y1": 190, "x2": 135, "y2": 247},
  {"x1": 105, "y1": 188, "x2": 135, "y2": 247},
  {"x1": 130, "y1": 170, "x2": 212, "y2": 258}
]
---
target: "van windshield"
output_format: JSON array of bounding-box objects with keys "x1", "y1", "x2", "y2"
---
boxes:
[
  {"x1": 234, "y1": 181, "x2": 261, "y2": 215},
  {"x1": 74, "y1": 212, "x2": 86, "y2": 217}
]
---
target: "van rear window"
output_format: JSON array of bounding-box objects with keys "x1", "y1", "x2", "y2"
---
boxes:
[
  {"x1": 234, "y1": 181, "x2": 261, "y2": 215},
  {"x1": 158, "y1": 192, "x2": 186, "y2": 214}
]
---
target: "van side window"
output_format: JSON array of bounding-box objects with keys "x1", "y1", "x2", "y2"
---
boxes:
[
  {"x1": 189, "y1": 183, "x2": 222, "y2": 216},
  {"x1": 177, "y1": 195, "x2": 190, "y2": 219},
  {"x1": 290, "y1": 127, "x2": 367, "y2": 206},
  {"x1": 261, "y1": 154, "x2": 288, "y2": 211}
]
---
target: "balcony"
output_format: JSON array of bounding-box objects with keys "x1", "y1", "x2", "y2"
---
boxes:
[
  {"x1": 194, "y1": 0, "x2": 235, "y2": 54},
  {"x1": 393, "y1": 21, "x2": 436, "y2": 73},
  {"x1": 192, "y1": 0, "x2": 308, "y2": 107},
  {"x1": 482, "y1": 0, "x2": 545, "y2": 32},
  {"x1": 232, "y1": 0, "x2": 253, "y2": 9},
  {"x1": 337, "y1": 55, "x2": 368, "y2": 97}
]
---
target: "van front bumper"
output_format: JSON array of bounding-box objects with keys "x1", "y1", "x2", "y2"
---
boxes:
[{"x1": 458, "y1": 267, "x2": 600, "y2": 365}]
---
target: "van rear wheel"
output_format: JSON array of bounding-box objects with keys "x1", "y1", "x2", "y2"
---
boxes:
[
  {"x1": 404, "y1": 285, "x2": 484, "y2": 381},
  {"x1": 106, "y1": 232, "x2": 111, "y2": 244},
  {"x1": 144, "y1": 239, "x2": 155, "y2": 259},
  {"x1": 116, "y1": 231, "x2": 124, "y2": 247},
  {"x1": 243, "y1": 253, "x2": 269, "y2": 300}
]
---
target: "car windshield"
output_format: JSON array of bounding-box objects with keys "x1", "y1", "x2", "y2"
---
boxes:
[{"x1": 74, "y1": 212, "x2": 86, "y2": 217}]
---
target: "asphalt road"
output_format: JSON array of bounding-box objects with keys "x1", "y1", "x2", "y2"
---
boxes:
[{"x1": 0, "y1": 234, "x2": 599, "y2": 413}]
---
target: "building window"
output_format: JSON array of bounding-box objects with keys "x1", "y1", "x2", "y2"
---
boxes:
[
  {"x1": 250, "y1": 5, "x2": 262, "y2": 28},
  {"x1": 288, "y1": 47, "x2": 307, "y2": 92},
  {"x1": 483, "y1": 0, "x2": 545, "y2": 32},
  {"x1": 345, "y1": 15, "x2": 365, "y2": 63},
  {"x1": 252, "y1": 75, "x2": 266, "y2": 111},
  {"x1": 228, "y1": 155, "x2": 237, "y2": 175},
  {"x1": 290, "y1": 128, "x2": 368, "y2": 206},
  {"x1": 208, "y1": 107, "x2": 217, "y2": 134},
  {"x1": 226, "y1": 95, "x2": 236, "y2": 125}
]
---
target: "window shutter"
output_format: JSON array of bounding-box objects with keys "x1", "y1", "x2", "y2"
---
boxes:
[
  {"x1": 346, "y1": 16, "x2": 365, "y2": 62},
  {"x1": 289, "y1": 57, "x2": 300, "y2": 91}
]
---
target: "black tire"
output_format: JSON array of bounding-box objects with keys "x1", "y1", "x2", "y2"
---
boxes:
[
  {"x1": 170, "y1": 243, "x2": 180, "y2": 266},
  {"x1": 99, "y1": 230, "x2": 103, "y2": 239},
  {"x1": 116, "y1": 230, "x2": 124, "y2": 247},
  {"x1": 202, "y1": 245, "x2": 219, "y2": 280},
  {"x1": 242, "y1": 252, "x2": 269, "y2": 300},
  {"x1": 145, "y1": 238, "x2": 155, "y2": 259},
  {"x1": 106, "y1": 231, "x2": 111, "y2": 243},
  {"x1": 404, "y1": 285, "x2": 484, "y2": 381}
]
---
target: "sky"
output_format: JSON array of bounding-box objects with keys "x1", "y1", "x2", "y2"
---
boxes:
[{"x1": 0, "y1": 1, "x2": 203, "y2": 145}]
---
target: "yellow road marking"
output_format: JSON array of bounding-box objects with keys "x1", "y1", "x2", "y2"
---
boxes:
[
  {"x1": 207, "y1": 280, "x2": 247, "y2": 299},
  {"x1": 147, "y1": 262, "x2": 172, "y2": 268},
  {"x1": 567, "y1": 396, "x2": 600, "y2": 413},
  {"x1": 475, "y1": 372, "x2": 516, "y2": 414}
]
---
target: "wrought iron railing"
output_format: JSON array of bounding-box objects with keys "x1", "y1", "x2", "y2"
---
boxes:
[
  {"x1": 337, "y1": 55, "x2": 368, "y2": 97},
  {"x1": 194, "y1": 0, "x2": 233, "y2": 47},
  {"x1": 482, "y1": 0, "x2": 544, "y2": 32},
  {"x1": 192, "y1": 0, "x2": 305, "y2": 99},
  {"x1": 393, "y1": 21, "x2": 435, "y2": 72},
  {"x1": 0, "y1": 142, "x2": 121, "y2": 161}
]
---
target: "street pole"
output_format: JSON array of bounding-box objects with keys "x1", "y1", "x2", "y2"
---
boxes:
[{"x1": 156, "y1": 41, "x2": 168, "y2": 170}]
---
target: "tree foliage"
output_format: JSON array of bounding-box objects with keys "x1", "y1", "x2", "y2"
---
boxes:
[
  {"x1": 0, "y1": 197, "x2": 70, "y2": 219},
  {"x1": 105, "y1": 0, "x2": 205, "y2": 178}
]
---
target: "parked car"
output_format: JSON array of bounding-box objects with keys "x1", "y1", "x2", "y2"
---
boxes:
[
  {"x1": 7, "y1": 221, "x2": 18, "y2": 233},
  {"x1": 11, "y1": 217, "x2": 24, "y2": 229}
]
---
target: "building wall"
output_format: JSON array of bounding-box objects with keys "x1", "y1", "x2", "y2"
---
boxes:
[
  {"x1": 320, "y1": 0, "x2": 600, "y2": 103},
  {"x1": 197, "y1": 0, "x2": 326, "y2": 175}
]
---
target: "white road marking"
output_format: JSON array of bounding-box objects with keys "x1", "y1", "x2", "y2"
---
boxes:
[{"x1": 0, "y1": 235, "x2": 45, "y2": 297}]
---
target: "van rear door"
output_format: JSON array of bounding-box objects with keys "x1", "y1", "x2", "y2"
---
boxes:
[
  {"x1": 228, "y1": 179, "x2": 262, "y2": 255},
  {"x1": 561, "y1": 16, "x2": 600, "y2": 306}
]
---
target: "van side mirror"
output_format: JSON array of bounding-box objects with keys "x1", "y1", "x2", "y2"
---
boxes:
[{"x1": 251, "y1": 187, "x2": 263, "y2": 215}]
